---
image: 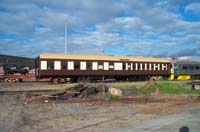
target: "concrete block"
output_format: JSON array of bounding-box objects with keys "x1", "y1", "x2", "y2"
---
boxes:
[{"x1": 109, "y1": 88, "x2": 122, "y2": 96}]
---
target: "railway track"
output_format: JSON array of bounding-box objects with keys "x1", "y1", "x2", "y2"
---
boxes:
[
  {"x1": 0, "y1": 82, "x2": 71, "y2": 93},
  {"x1": 30, "y1": 96, "x2": 200, "y2": 104},
  {"x1": 0, "y1": 89, "x2": 57, "y2": 93}
]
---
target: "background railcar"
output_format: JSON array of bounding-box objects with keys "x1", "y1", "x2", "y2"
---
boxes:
[
  {"x1": 36, "y1": 54, "x2": 171, "y2": 83},
  {"x1": 170, "y1": 61, "x2": 200, "y2": 80}
]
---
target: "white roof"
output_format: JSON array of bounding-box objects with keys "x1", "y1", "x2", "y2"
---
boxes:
[{"x1": 39, "y1": 53, "x2": 170, "y2": 63}]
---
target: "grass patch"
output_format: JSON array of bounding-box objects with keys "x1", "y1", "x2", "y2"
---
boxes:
[
  {"x1": 50, "y1": 84, "x2": 74, "y2": 94},
  {"x1": 104, "y1": 93, "x2": 120, "y2": 101},
  {"x1": 108, "y1": 82, "x2": 151, "y2": 96},
  {"x1": 106, "y1": 81, "x2": 200, "y2": 95},
  {"x1": 148, "y1": 81, "x2": 200, "y2": 94},
  {"x1": 108, "y1": 82, "x2": 146, "y2": 89}
]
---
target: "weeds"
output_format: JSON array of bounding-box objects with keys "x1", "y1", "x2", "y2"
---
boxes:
[
  {"x1": 148, "y1": 81, "x2": 200, "y2": 94},
  {"x1": 108, "y1": 81, "x2": 200, "y2": 95},
  {"x1": 104, "y1": 93, "x2": 120, "y2": 101}
]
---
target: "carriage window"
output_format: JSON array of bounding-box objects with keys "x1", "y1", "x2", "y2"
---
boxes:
[
  {"x1": 41, "y1": 61, "x2": 47, "y2": 70},
  {"x1": 195, "y1": 66, "x2": 200, "y2": 70},
  {"x1": 154, "y1": 64, "x2": 159, "y2": 70},
  {"x1": 149, "y1": 63, "x2": 152, "y2": 70},
  {"x1": 135, "y1": 63, "x2": 138, "y2": 70},
  {"x1": 80, "y1": 61, "x2": 86, "y2": 70},
  {"x1": 114, "y1": 62, "x2": 122, "y2": 70},
  {"x1": 54, "y1": 61, "x2": 61, "y2": 70},
  {"x1": 104, "y1": 62, "x2": 109, "y2": 70},
  {"x1": 126, "y1": 63, "x2": 133, "y2": 70},
  {"x1": 98, "y1": 65, "x2": 103, "y2": 69},
  {"x1": 92, "y1": 62, "x2": 98, "y2": 70},
  {"x1": 140, "y1": 63, "x2": 143, "y2": 70},
  {"x1": 182, "y1": 66, "x2": 187, "y2": 70},
  {"x1": 68, "y1": 61, "x2": 74, "y2": 70},
  {"x1": 162, "y1": 64, "x2": 167, "y2": 70}
]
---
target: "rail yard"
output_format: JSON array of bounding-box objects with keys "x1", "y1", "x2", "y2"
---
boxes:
[
  {"x1": 1, "y1": 0, "x2": 200, "y2": 131},
  {"x1": 1, "y1": 81, "x2": 200, "y2": 132},
  {"x1": 1, "y1": 54, "x2": 200, "y2": 132}
]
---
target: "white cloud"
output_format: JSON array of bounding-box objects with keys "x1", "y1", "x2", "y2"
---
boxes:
[
  {"x1": 69, "y1": 31, "x2": 120, "y2": 54},
  {"x1": 0, "y1": 12, "x2": 35, "y2": 34},
  {"x1": 185, "y1": 2, "x2": 200, "y2": 15},
  {"x1": 0, "y1": 0, "x2": 200, "y2": 59},
  {"x1": 97, "y1": 17, "x2": 140, "y2": 32},
  {"x1": 179, "y1": 56, "x2": 191, "y2": 61}
]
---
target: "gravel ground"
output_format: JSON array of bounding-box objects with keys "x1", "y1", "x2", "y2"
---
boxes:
[
  {"x1": 0, "y1": 93, "x2": 146, "y2": 132},
  {"x1": 0, "y1": 82, "x2": 200, "y2": 132},
  {"x1": 0, "y1": 82, "x2": 71, "y2": 91}
]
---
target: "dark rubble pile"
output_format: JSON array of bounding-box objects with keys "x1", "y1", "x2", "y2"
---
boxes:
[{"x1": 49, "y1": 83, "x2": 108, "y2": 100}]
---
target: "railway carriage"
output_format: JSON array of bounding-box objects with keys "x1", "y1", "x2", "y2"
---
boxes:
[
  {"x1": 36, "y1": 54, "x2": 171, "y2": 83},
  {"x1": 169, "y1": 61, "x2": 200, "y2": 80}
]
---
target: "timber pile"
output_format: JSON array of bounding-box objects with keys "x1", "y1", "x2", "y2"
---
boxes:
[{"x1": 49, "y1": 83, "x2": 108, "y2": 100}]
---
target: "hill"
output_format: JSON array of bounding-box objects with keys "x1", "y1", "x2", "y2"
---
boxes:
[{"x1": 0, "y1": 54, "x2": 35, "y2": 70}]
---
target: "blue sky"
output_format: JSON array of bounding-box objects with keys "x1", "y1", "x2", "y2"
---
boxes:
[{"x1": 0, "y1": 0, "x2": 200, "y2": 60}]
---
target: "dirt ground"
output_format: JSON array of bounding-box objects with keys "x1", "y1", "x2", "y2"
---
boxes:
[{"x1": 1, "y1": 82, "x2": 200, "y2": 132}]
